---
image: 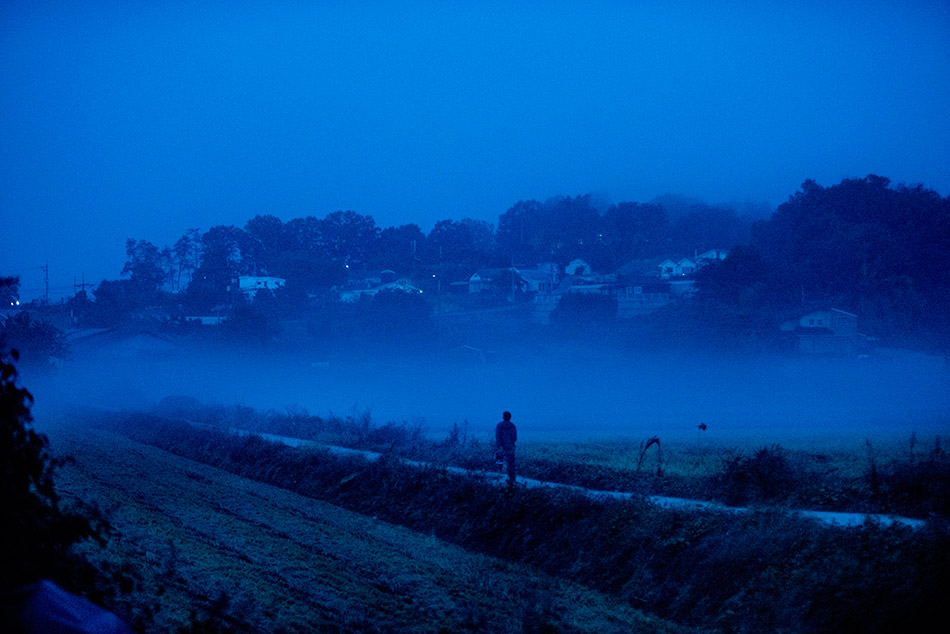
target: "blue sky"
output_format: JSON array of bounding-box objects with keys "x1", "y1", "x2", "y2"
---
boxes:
[{"x1": 2, "y1": 1, "x2": 948, "y2": 301}]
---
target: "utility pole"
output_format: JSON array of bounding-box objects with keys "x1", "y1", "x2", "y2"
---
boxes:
[
  {"x1": 41, "y1": 263, "x2": 49, "y2": 304},
  {"x1": 74, "y1": 274, "x2": 93, "y2": 297}
]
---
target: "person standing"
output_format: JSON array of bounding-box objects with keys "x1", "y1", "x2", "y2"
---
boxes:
[{"x1": 495, "y1": 411, "x2": 517, "y2": 484}]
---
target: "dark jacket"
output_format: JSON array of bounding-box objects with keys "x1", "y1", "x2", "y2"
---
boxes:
[{"x1": 495, "y1": 420, "x2": 517, "y2": 451}]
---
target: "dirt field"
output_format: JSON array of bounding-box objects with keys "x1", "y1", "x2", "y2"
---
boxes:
[{"x1": 46, "y1": 423, "x2": 692, "y2": 633}]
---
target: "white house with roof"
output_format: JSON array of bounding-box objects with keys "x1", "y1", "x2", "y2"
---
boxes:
[
  {"x1": 782, "y1": 308, "x2": 867, "y2": 356},
  {"x1": 658, "y1": 258, "x2": 697, "y2": 279},
  {"x1": 657, "y1": 249, "x2": 729, "y2": 279},
  {"x1": 512, "y1": 263, "x2": 559, "y2": 293},
  {"x1": 459, "y1": 268, "x2": 508, "y2": 293}
]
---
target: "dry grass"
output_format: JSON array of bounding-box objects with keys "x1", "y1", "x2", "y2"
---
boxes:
[{"x1": 47, "y1": 423, "x2": 694, "y2": 634}]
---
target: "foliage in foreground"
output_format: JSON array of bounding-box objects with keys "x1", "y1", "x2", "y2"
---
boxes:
[
  {"x1": 104, "y1": 411, "x2": 949, "y2": 634},
  {"x1": 0, "y1": 352, "x2": 101, "y2": 593}
]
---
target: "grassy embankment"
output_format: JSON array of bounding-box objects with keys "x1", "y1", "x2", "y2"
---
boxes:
[
  {"x1": 57, "y1": 406, "x2": 950, "y2": 634},
  {"x1": 159, "y1": 400, "x2": 950, "y2": 518}
]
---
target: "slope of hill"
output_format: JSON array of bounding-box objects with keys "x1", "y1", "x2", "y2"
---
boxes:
[{"x1": 46, "y1": 424, "x2": 691, "y2": 633}]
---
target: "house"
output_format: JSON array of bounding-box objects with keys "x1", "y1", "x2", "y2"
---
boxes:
[
  {"x1": 512, "y1": 263, "x2": 559, "y2": 293},
  {"x1": 783, "y1": 308, "x2": 867, "y2": 356},
  {"x1": 616, "y1": 280, "x2": 672, "y2": 318},
  {"x1": 238, "y1": 276, "x2": 285, "y2": 299},
  {"x1": 695, "y1": 249, "x2": 729, "y2": 264},
  {"x1": 339, "y1": 270, "x2": 417, "y2": 301},
  {"x1": 658, "y1": 258, "x2": 697, "y2": 279},
  {"x1": 657, "y1": 250, "x2": 728, "y2": 279},
  {"x1": 458, "y1": 268, "x2": 508, "y2": 294},
  {"x1": 185, "y1": 315, "x2": 225, "y2": 325},
  {"x1": 339, "y1": 279, "x2": 422, "y2": 302}
]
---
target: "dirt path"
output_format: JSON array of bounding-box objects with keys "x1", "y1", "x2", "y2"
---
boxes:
[{"x1": 48, "y1": 425, "x2": 691, "y2": 634}]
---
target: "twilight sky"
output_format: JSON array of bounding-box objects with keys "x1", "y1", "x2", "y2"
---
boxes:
[{"x1": 2, "y1": 1, "x2": 948, "y2": 302}]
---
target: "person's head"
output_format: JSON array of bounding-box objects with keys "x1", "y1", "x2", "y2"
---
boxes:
[{"x1": 503, "y1": 411, "x2": 511, "y2": 421}]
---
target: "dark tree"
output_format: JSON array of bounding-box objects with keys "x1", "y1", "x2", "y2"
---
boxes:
[
  {"x1": 241, "y1": 214, "x2": 287, "y2": 276},
  {"x1": 1, "y1": 353, "x2": 97, "y2": 591},
  {"x1": 426, "y1": 219, "x2": 481, "y2": 265},
  {"x1": 1, "y1": 276, "x2": 20, "y2": 307},
  {"x1": 669, "y1": 205, "x2": 752, "y2": 256},
  {"x1": 699, "y1": 175, "x2": 950, "y2": 348},
  {"x1": 279, "y1": 216, "x2": 342, "y2": 292},
  {"x1": 460, "y1": 218, "x2": 496, "y2": 261},
  {"x1": 186, "y1": 225, "x2": 245, "y2": 308},
  {"x1": 496, "y1": 199, "x2": 545, "y2": 263},
  {"x1": 122, "y1": 238, "x2": 166, "y2": 300},
  {"x1": 0, "y1": 312, "x2": 67, "y2": 369},
  {"x1": 694, "y1": 245, "x2": 776, "y2": 308},
  {"x1": 320, "y1": 210, "x2": 379, "y2": 270},
  {"x1": 598, "y1": 202, "x2": 669, "y2": 269},
  {"x1": 90, "y1": 280, "x2": 136, "y2": 326},
  {"x1": 374, "y1": 223, "x2": 426, "y2": 271},
  {"x1": 171, "y1": 229, "x2": 201, "y2": 293},
  {"x1": 537, "y1": 195, "x2": 602, "y2": 266}
]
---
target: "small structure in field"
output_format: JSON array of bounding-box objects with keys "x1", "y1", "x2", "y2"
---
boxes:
[{"x1": 783, "y1": 308, "x2": 868, "y2": 356}]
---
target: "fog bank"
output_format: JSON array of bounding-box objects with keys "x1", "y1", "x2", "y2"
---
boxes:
[{"x1": 25, "y1": 336, "x2": 950, "y2": 445}]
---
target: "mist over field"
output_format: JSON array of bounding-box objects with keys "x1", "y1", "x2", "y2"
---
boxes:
[{"x1": 28, "y1": 337, "x2": 950, "y2": 444}]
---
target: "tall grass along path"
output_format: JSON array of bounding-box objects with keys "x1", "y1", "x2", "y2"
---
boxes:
[{"x1": 209, "y1": 423, "x2": 926, "y2": 530}]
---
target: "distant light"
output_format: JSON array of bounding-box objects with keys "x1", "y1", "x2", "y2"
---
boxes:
[{"x1": 432, "y1": 274, "x2": 436, "y2": 277}]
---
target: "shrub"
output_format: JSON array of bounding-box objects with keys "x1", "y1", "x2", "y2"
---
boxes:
[
  {"x1": 0, "y1": 313, "x2": 67, "y2": 370},
  {"x1": 0, "y1": 352, "x2": 99, "y2": 592},
  {"x1": 717, "y1": 445, "x2": 797, "y2": 505}
]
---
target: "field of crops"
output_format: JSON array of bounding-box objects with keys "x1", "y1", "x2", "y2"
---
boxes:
[
  {"x1": 36, "y1": 407, "x2": 947, "y2": 633},
  {"x1": 46, "y1": 423, "x2": 690, "y2": 633}
]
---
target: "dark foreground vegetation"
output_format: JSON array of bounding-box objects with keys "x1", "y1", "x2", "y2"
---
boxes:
[
  {"x1": 79, "y1": 407, "x2": 948, "y2": 634},
  {"x1": 0, "y1": 353, "x2": 102, "y2": 596}
]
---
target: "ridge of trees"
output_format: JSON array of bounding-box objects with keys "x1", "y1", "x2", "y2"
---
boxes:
[
  {"x1": 695, "y1": 175, "x2": 950, "y2": 347},
  {"x1": 106, "y1": 193, "x2": 760, "y2": 311},
  {"x1": 5, "y1": 176, "x2": 948, "y2": 351}
]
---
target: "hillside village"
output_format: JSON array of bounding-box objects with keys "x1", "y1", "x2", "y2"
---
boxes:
[{"x1": 3, "y1": 176, "x2": 948, "y2": 365}]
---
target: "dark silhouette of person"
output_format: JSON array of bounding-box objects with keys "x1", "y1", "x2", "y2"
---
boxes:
[{"x1": 495, "y1": 411, "x2": 517, "y2": 484}]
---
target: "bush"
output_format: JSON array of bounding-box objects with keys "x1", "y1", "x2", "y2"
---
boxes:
[
  {"x1": 0, "y1": 312, "x2": 67, "y2": 370},
  {"x1": 717, "y1": 445, "x2": 798, "y2": 506},
  {"x1": 0, "y1": 352, "x2": 98, "y2": 592}
]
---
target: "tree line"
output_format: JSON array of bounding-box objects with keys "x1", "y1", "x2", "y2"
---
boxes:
[
  {"x1": 86, "y1": 195, "x2": 759, "y2": 314},
  {"x1": 4, "y1": 175, "x2": 949, "y2": 353},
  {"x1": 695, "y1": 175, "x2": 950, "y2": 349}
]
